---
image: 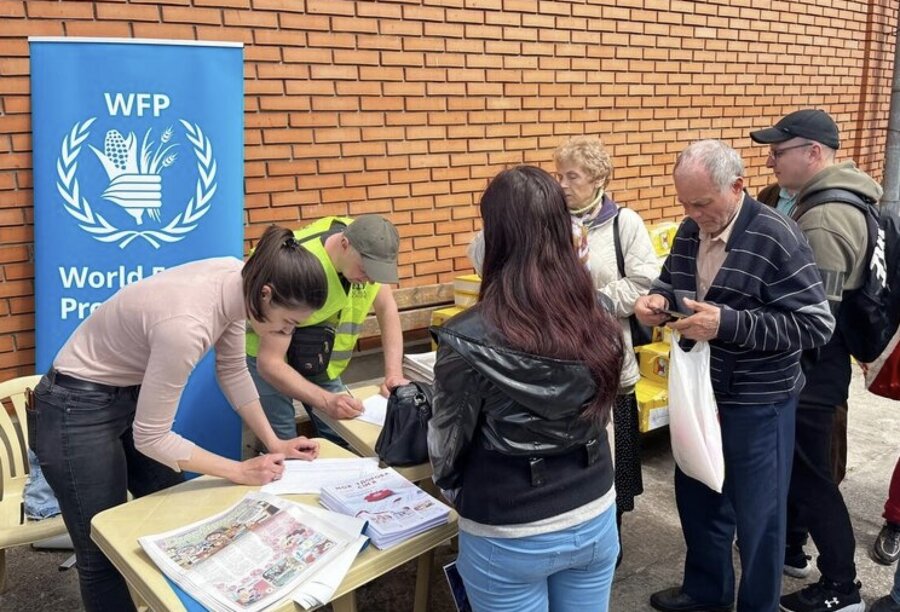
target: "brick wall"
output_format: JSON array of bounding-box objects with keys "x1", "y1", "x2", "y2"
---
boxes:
[{"x1": 0, "y1": 0, "x2": 897, "y2": 380}]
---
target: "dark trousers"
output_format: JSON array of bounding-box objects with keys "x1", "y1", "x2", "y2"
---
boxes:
[
  {"x1": 786, "y1": 402, "x2": 848, "y2": 554},
  {"x1": 30, "y1": 375, "x2": 184, "y2": 612},
  {"x1": 676, "y1": 397, "x2": 796, "y2": 612},
  {"x1": 884, "y1": 455, "x2": 900, "y2": 524},
  {"x1": 786, "y1": 405, "x2": 857, "y2": 585}
]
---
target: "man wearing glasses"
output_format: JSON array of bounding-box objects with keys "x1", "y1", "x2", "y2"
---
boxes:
[{"x1": 750, "y1": 109, "x2": 882, "y2": 612}]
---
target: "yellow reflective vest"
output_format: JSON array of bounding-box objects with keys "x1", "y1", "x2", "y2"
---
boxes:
[{"x1": 246, "y1": 216, "x2": 381, "y2": 381}]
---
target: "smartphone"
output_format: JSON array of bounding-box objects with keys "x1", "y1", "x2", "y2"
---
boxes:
[{"x1": 653, "y1": 307, "x2": 688, "y2": 320}]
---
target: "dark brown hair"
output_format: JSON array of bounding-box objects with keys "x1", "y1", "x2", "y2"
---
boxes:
[
  {"x1": 479, "y1": 166, "x2": 624, "y2": 420},
  {"x1": 243, "y1": 225, "x2": 327, "y2": 322}
]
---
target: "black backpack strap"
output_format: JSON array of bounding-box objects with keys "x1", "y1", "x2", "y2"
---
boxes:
[
  {"x1": 613, "y1": 208, "x2": 625, "y2": 279},
  {"x1": 795, "y1": 188, "x2": 875, "y2": 218},
  {"x1": 296, "y1": 219, "x2": 349, "y2": 247}
]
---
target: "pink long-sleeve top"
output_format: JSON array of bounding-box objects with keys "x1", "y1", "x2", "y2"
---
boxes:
[{"x1": 53, "y1": 257, "x2": 259, "y2": 471}]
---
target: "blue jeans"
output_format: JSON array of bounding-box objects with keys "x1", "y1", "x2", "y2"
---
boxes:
[
  {"x1": 676, "y1": 396, "x2": 796, "y2": 612},
  {"x1": 246, "y1": 355, "x2": 347, "y2": 446},
  {"x1": 456, "y1": 505, "x2": 618, "y2": 612},
  {"x1": 892, "y1": 561, "x2": 900, "y2": 603},
  {"x1": 23, "y1": 448, "x2": 60, "y2": 519},
  {"x1": 30, "y1": 375, "x2": 184, "y2": 612}
]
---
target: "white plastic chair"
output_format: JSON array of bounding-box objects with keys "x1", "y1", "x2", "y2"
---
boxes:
[{"x1": 0, "y1": 375, "x2": 67, "y2": 591}]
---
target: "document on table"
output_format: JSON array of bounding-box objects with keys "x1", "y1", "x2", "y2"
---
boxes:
[
  {"x1": 354, "y1": 393, "x2": 388, "y2": 426},
  {"x1": 262, "y1": 457, "x2": 380, "y2": 495}
]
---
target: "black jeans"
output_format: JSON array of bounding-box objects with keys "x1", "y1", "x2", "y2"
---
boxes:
[
  {"x1": 29, "y1": 375, "x2": 184, "y2": 612},
  {"x1": 786, "y1": 405, "x2": 857, "y2": 585}
]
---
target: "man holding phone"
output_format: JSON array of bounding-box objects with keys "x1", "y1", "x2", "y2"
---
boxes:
[{"x1": 635, "y1": 140, "x2": 834, "y2": 612}]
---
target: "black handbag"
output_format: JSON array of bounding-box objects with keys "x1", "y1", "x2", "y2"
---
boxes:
[
  {"x1": 286, "y1": 325, "x2": 335, "y2": 377},
  {"x1": 375, "y1": 381, "x2": 434, "y2": 467},
  {"x1": 613, "y1": 210, "x2": 654, "y2": 347}
]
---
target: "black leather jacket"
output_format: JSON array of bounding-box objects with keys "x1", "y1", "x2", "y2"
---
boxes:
[{"x1": 428, "y1": 306, "x2": 614, "y2": 525}]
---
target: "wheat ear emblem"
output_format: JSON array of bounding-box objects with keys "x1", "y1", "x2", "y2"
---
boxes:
[
  {"x1": 57, "y1": 118, "x2": 217, "y2": 249},
  {"x1": 88, "y1": 127, "x2": 178, "y2": 225}
]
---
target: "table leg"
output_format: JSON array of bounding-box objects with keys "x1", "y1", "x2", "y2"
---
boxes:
[
  {"x1": 413, "y1": 549, "x2": 435, "y2": 612},
  {"x1": 331, "y1": 592, "x2": 359, "y2": 612}
]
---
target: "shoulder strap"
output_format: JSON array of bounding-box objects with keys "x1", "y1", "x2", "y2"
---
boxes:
[
  {"x1": 297, "y1": 219, "x2": 348, "y2": 247},
  {"x1": 796, "y1": 188, "x2": 874, "y2": 218},
  {"x1": 613, "y1": 209, "x2": 625, "y2": 278}
]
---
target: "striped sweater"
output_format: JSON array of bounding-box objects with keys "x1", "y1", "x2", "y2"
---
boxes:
[{"x1": 652, "y1": 196, "x2": 835, "y2": 406}]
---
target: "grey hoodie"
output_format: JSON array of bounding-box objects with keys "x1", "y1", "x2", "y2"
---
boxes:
[{"x1": 794, "y1": 160, "x2": 884, "y2": 303}]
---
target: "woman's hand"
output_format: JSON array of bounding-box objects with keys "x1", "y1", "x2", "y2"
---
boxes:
[
  {"x1": 270, "y1": 436, "x2": 320, "y2": 461},
  {"x1": 233, "y1": 453, "x2": 286, "y2": 486}
]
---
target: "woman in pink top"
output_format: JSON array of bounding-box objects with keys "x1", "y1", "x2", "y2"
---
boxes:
[{"x1": 29, "y1": 225, "x2": 327, "y2": 612}]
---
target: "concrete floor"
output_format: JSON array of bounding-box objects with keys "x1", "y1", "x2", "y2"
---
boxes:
[{"x1": 1, "y1": 367, "x2": 897, "y2": 611}]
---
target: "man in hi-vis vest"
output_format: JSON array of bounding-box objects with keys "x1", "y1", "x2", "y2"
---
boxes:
[{"x1": 246, "y1": 214, "x2": 409, "y2": 445}]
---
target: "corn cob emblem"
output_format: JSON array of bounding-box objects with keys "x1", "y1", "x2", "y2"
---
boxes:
[{"x1": 89, "y1": 127, "x2": 178, "y2": 225}]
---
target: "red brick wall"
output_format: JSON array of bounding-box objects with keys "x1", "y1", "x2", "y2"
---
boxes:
[{"x1": 0, "y1": 0, "x2": 897, "y2": 379}]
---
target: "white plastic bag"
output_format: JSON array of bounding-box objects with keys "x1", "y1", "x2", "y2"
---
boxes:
[{"x1": 667, "y1": 336, "x2": 725, "y2": 492}]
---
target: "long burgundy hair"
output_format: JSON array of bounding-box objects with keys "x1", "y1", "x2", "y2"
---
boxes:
[{"x1": 478, "y1": 165, "x2": 624, "y2": 420}]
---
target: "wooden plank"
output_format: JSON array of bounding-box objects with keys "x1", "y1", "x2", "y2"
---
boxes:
[
  {"x1": 360, "y1": 307, "x2": 440, "y2": 338},
  {"x1": 374, "y1": 283, "x2": 454, "y2": 312}
]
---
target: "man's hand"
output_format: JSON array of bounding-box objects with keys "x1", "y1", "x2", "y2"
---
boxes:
[
  {"x1": 634, "y1": 294, "x2": 671, "y2": 327},
  {"x1": 669, "y1": 298, "x2": 721, "y2": 342},
  {"x1": 322, "y1": 392, "x2": 363, "y2": 419},
  {"x1": 380, "y1": 374, "x2": 411, "y2": 397},
  {"x1": 233, "y1": 453, "x2": 285, "y2": 486},
  {"x1": 270, "y1": 436, "x2": 320, "y2": 461}
]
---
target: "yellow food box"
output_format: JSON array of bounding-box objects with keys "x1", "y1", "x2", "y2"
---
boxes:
[
  {"x1": 454, "y1": 292, "x2": 479, "y2": 308},
  {"x1": 646, "y1": 222, "x2": 679, "y2": 258},
  {"x1": 651, "y1": 325, "x2": 673, "y2": 345},
  {"x1": 430, "y1": 305, "x2": 466, "y2": 349},
  {"x1": 637, "y1": 341, "x2": 671, "y2": 384},
  {"x1": 453, "y1": 273, "x2": 482, "y2": 294},
  {"x1": 636, "y1": 377, "x2": 669, "y2": 433}
]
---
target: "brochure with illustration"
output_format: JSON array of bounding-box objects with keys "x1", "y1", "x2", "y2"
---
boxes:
[
  {"x1": 140, "y1": 492, "x2": 366, "y2": 612},
  {"x1": 319, "y1": 468, "x2": 451, "y2": 549}
]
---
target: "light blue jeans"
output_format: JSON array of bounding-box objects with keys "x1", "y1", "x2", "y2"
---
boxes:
[
  {"x1": 24, "y1": 449, "x2": 60, "y2": 519},
  {"x1": 457, "y1": 505, "x2": 618, "y2": 612},
  {"x1": 892, "y1": 560, "x2": 900, "y2": 603},
  {"x1": 246, "y1": 355, "x2": 347, "y2": 445}
]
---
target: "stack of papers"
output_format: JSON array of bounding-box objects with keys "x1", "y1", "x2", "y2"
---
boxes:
[
  {"x1": 402, "y1": 352, "x2": 436, "y2": 385},
  {"x1": 261, "y1": 458, "x2": 380, "y2": 496},
  {"x1": 139, "y1": 492, "x2": 367, "y2": 611},
  {"x1": 320, "y1": 468, "x2": 451, "y2": 550}
]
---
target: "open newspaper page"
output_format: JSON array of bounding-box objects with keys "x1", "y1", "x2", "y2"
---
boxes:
[
  {"x1": 321, "y1": 468, "x2": 451, "y2": 549},
  {"x1": 139, "y1": 492, "x2": 363, "y2": 612}
]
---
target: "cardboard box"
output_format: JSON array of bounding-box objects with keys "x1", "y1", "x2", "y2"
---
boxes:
[
  {"x1": 636, "y1": 377, "x2": 669, "y2": 433},
  {"x1": 646, "y1": 222, "x2": 678, "y2": 258},
  {"x1": 430, "y1": 305, "x2": 466, "y2": 349},
  {"x1": 651, "y1": 325, "x2": 673, "y2": 344},
  {"x1": 453, "y1": 274, "x2": 481, "y2": 294},
  {"x1": 637, "y1": 341, "x2": 671, "y2": 384},
  {"x1": 454, "y1": 292, "x2": 478, "y2": 307}
]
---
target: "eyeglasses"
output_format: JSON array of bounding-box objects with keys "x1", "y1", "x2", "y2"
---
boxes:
[{"x1": 768, "y1": 143, "x2": 813, "y2": 160}]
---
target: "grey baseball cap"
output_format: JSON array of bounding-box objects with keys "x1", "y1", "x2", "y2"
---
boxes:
[{"x1": 344, "y1": 214, "x2": 400, "y2": 283}]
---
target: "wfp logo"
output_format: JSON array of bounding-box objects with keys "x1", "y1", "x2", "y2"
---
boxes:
[{"x1": 56, "y1": 93, "x2": 218, "y2": 249}]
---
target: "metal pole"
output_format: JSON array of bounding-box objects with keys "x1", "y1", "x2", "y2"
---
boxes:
[{"x1": 884, "y1": 6, "x2": 900, "y2": 206}]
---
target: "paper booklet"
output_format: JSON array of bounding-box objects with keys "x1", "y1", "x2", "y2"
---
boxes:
[
  {"x1": 139, "y1": 492, "x2": 367, "y2": 612},
  {"x1": 320, "y1": 468, "x2": 451, "y2": 550},
  {"x1": 353, "y1": 393, "x2": 388, "y2": 426},
  {"x1": 260, "y1": 457, "x2": 380, "y2": 496}
]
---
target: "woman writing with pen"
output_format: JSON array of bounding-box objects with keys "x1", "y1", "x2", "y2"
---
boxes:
[{"x1": 29, "y1": 225, "x2": 327, "y2": 612}]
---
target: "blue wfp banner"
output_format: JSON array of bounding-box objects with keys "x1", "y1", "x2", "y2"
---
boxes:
[{"x1": 30, "y1": 38, "x2": 245, "y2": 461}]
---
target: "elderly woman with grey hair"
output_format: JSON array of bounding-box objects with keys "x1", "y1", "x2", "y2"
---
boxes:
[{"x1": 468, "y1": 136, "x2": 659, "y2": 567}]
